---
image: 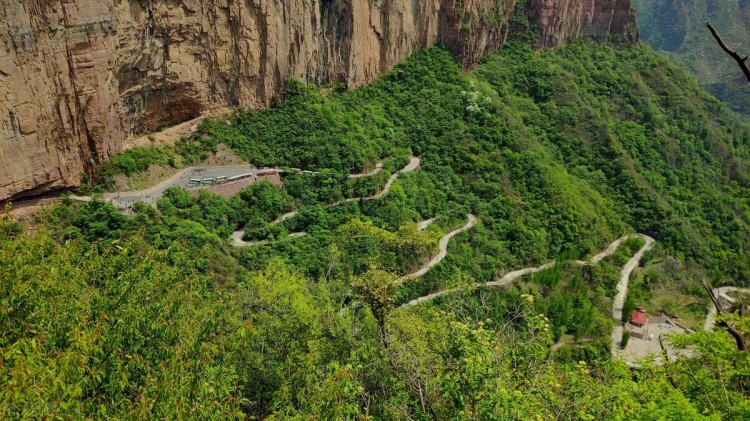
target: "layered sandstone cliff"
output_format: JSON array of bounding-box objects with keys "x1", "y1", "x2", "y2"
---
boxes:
[{"x1": 0, "y1": 0, "x2": 636, "y2": 200}]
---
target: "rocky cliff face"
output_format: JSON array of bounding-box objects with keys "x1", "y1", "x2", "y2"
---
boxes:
[
  {"x1": 0, "y1": 0, "x2": 636, "y2": 200},
  {"x1": 529, "y1": 0, "x2": 638, "y2": 47}
]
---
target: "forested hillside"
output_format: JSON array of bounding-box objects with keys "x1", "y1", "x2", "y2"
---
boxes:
[
  {"x1": 3, "y1": 37, "x2": 750, "y2": 418},
  {"x1": 633, "y1": 0, "x2": 750, "y2": 114}
]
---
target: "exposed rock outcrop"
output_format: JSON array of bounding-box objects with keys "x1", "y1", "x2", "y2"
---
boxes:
[
  {"x1": 0, "y1": 0, "x2": 636, "y2": 200},
  {"x1": 529, "y1": 0, "x2": 638, "y2": 47}
]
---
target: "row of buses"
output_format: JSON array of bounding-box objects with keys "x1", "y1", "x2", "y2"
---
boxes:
[
  {"x1": 187, "y1": 170, "x2": 281, "y2": 187},
  {"x1": 188, "y1": 176, "x2": 227, "y2": 186}
]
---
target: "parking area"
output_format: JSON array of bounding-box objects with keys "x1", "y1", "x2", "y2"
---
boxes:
[
  {"x1": 101, "y1": 165, "x2": 260, "y2": 211},
  {"x1": 622, "y1": 316, "x2": 690, "y2": 364}
]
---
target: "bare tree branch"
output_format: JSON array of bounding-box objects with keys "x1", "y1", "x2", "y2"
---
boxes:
[
  {"x1": 703, "y1": 280, "x2": 747, "y2": 352},
  {"x1": 706, "y1": 22, "x2": 750, "y2": 83}
]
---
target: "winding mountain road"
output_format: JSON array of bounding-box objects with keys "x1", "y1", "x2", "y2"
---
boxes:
[
  {"x1": 70, "y1": 160, "x2": 389, "y2": 211},
  {"x1": 591, "y1": 236, "x2": 629, "y2": 264},
  {"x1": 397, "y1": 232, "x2": 655, "y2": 362},
  {"x1": 395, "y1": 214, "x2": 477, "y2": 284},
  {"x1": 339, "y1": 214, "x2": 476, "y2": 316},
  {"x1": 365, "y1": 157, "x2": 420, "y2": 201},
  {"x1": 230, "y1": 231, "x2": 308, "y2": 247},
  {"x1": 231, "y1": 157, "x2": 420, "y2": 247},
  {"x1": 268, "y1": 210, "x2": 301, "y2": 227},
  {"x1": 347, "y1": 162, "x2": 383, "y2": 179},
  {"x1": 486, "y1": 262, "x2": 557, "y2": 288},
  {"x1": 417, "y1": 217, "x2": 439, "y2": 231},
  {"x1": 74, "y1": 165, "x2": 259, "y2": 209},
  {"x1": 399, "y1": 234, "x2": 653, "y2": 313}
]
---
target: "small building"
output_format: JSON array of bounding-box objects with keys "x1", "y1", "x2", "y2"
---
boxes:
[{"x1": 630, "y1": 309, "x2": 648, "y2": 327}]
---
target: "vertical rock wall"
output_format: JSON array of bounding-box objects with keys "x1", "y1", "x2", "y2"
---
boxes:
[
  {"x1": 0, "y1": 0, "x2": 636, "y2": 200},
  {"x1": 529, "y1": 0, "x2": 638, "y2": 47}
]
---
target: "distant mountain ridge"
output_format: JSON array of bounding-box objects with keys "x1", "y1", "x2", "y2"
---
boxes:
[{"x1": 633, "y1": 0, "x2": 750, "y2": 114}]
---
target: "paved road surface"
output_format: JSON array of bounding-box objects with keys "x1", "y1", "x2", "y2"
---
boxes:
[
  {"x1": 71, "y1": 160, "x2": 391, "y2": 212},
  {"x1": 398, "y1": 232, "x2": 656, "y2": 363},
  {"x1": 486, "y1": 262, "x2": 556, "y2": 288},
  {"x1": 269, "y1": 210, "x2": 301, "y2": 226},
  {"x1": 339, "y1": 214, "x2": 475, "y2": 315},
  {"x1": 591, "y1": 235, "x2": 629, "y2": 263},
  {"x1": 231, "y1": 231, "x2": 308, "y2": 247},
  {"x1": 102, "y1": 165, "x2": 258, "y2": 210},
  {"x1": 348, "y1": 162, "x2": 383, "y2": 178},
  {"x1": 69, "y1": 165, "x2": 259, "y2": 210},
  {"x1": 367, "y1": 157, "x2": 420, "y2": 200},
  {"x1": 417, "y1": 218, "x2": 439, "y2": 231},
  {"x1": 395, "y1": 214, "x2": 477, "y2": 284},
  {"x1": 397, "y1": 259, "x2": 554, "y2": 308}
]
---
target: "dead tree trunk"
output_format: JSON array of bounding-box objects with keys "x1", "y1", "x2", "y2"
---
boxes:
[{"x1": 703, "y1": 280, "x2": 747, "y2": 352}]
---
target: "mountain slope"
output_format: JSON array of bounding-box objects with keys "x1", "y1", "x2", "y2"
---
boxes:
[
  {"x1": 190, "y1": 40, "x2": 750, "y2": 284},
  {"x1": 3, "y1": 39, "x2": 750, "y2": 418},
  {"x1": 633, "y1": 0, "x2": 750, "y2": 114}
]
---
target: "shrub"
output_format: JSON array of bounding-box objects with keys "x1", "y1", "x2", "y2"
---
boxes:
[{"x1": 621, "y1": 331, "x2": 630, "y2": 349}]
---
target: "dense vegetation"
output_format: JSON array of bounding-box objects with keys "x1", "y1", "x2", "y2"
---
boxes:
[
  {"x1": 4, "y1": 33, "x2": 750, "y2": 418},
  {"x1": 633, "y1": 0, "x2": 750, "y2": 115},
  {"x1": 3, "y1": 217, "x2": 749, "y2": 418},
  {"x1": 193, "y1": 39, "x2": 750, "y2": 285}
]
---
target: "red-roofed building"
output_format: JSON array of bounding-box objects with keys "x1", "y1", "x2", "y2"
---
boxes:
[{"x1": 630, "y1": 310, "x2": 648, "y2": 327}]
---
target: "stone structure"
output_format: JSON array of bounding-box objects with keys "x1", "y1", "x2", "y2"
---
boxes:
[{"x1": 1, "y1": 0, "x2": 637, "y2": 200}]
